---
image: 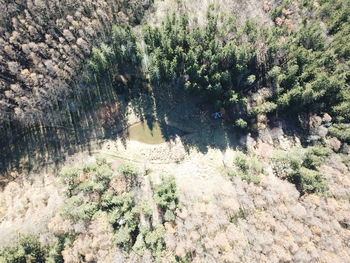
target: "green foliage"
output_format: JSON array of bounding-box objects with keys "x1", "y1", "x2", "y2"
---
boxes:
[
  {"x1": 329, "y1": 123, "x2": 350, "y2": 143},
  {"x1": 0, "y1": 235, "x2": 46, "y2": 263},
  {"x1": 175, "y1": 254, "x2": 193, "y2": 263},
  {"x1": 231, "y1": 152, "x2": 263, "y2": 184},
  {"x1": 233, "y1": 152, "x2": 249, "y2": 172},
  {"x1": 57, "y1": 161, "x2": 180, "y2": 259},
  {"x1": 63, "y1": 195, "x2": 99, "y2": 221},
  {"x1": 114, "y1": 225, "x2": 138, "y2": 250},
  {"x1": 299, "y1": 167, "x2": 329, "y2": 194},
  {"x1": 248, "y1": 102, "x2": 277, "y2": 117},
  {"x1": 59, "y1": 167, "x2": 80, "y2": 197},
  {"x1": 106, "y1": 193, "x2": 138, "y2": 226},
  {"x1": 118, "y1": 162, "x2": 139, "y2": 177},
  {"x1": 83, "y1": 24, "x2": 142, "y2": 98},
  {"x1": 234, "y1": 118, "x2": 248, "y2": 129},
  {"x1": 273, "y1": 146, "x2": 331, "y2": 194},
  {"x1": 267, "y1": 0, "x2": 350, "y2": 123},
  {"x1": 246, "y1": 75, "x2": 256, "y2": 85},
  {"x1": 238, "y1": 173, "x2": 261, "y2": 185},
  {"x1": 138, "y1": 198, "x2": 153, "y2": 217},
  {"x1": 271, "y1": 0, "x2": 291, "y2": 20},
  {"x1": 133, "y1": 225, "x2": 166, "y2": 260},
  {"x1": 143, "y1": 11, "x2": 258, "y2": 107},
  {"x1": 61, "y1": 161, "x2": 113, "y2": 197},
  {"x1": 60, "y1": 161, "x2": 113, "y2": 221},
  {"x1": 101, "y1": 191, "x2": 140, "y2": 251},
  {"x1": 45, "y1": 236, "x2": 65, "y2": 263},
  {"x1": 142, "y1": 2, "x2": 350, "y2": 127},
  {"x1": 144, "y1": 225, "x2": 166, "y2": 260},
  {"x1": 153, "y1": 176, "x2": 179, "y2": 222},
  {"x1": 303, "y1": 146, "x2": 332, "y2": 169}
]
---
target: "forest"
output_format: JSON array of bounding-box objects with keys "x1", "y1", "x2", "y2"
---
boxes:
[
  {"x1": 1, "y1": 0, "x2": 350, "y2": 262},
  {"x1": 1, "y1": 0, "x2": 349, "y2": 148}
]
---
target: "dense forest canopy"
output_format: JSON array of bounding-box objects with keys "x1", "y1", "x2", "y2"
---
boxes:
[
  {"x1": 1, "y1": 0, "x2": 348, "y2": 145},
  {"x1": 142, "y1": 0, "x2": 350, "y2": 126},
  {"x1": 0, "y1": 0, "x2": 152, "y2": 125}
]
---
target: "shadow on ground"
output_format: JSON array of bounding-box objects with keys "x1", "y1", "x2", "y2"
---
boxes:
[{"x1": 0, "y1": 74, "x2": 241, "y2": 182}]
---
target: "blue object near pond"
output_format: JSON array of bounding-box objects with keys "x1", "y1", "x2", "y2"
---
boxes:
[{"x1": 212, "y1": 112, "x2": 222, "y2": 119}]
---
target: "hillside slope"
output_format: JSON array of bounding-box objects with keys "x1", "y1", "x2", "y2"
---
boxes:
[{"x1": 0, "y1": 0, "x2": 350, "y2": 262}]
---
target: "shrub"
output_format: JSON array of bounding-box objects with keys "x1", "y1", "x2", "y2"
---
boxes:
[
  {"x1": 63, "y1": 195, "x2": 99, "y2": 221},
  {"x1": 138, "y1": 198, "x2": 153, "y2": 217},
  {"x1": 273, "y1": 146, "x2": 330, "y2": 194},
  {"x1": 248, "y1": 102, "x2": 277, "y2": 117},
  {"x1": 60, "y1": 160, "x2": 113, "y2": 197},
  {"x1": 60, "y1": 167, "x2": 80, "y2": 197},
  {"x1": 246, "y1": 75, "x2": 256, "y2": 85},
  {"x1": 132, "y1": 225, "x2": 166, "y2": 260},
  {"x1": 77, "y1": 180, "x2": 107, "y2": 194},
  {"x1": 235, "y1": 118, "x2": 248, "y2": 129},
  {"x1": 144, "y1": 225, "x2": 166, "y2": 260},
  {"x1": 299, "y1": 167, "x2": 328, "y2": 194},
  {"x1": 154, "y1": 176, "x2": 179, "y2": 222},
  {"x1": 233, "y1": 152, "x2": 248, "y2": 171},
  {"x1": 118, "y1": 162, "x2": 139, "y2": 177},
  {"x1": 45, "y1": 236, "x2": 65, "y2": 263},
  {"x1": 303, "y1": 146, "x2": 332, "y2": 169},
  {"x1": 112, "y1": 206, "x2": 140, "y2": 250},
  {"x1": 229, "y1": 208, "x2": 246, "y2": 224},
  {"x1": 0, "y1": 235, "x2": 46, "y2": 263},
  {"x1": 239, "y1": 173, "x2": 261, "y2": 184},
  {"x1": 114, "y1": 226, "x2": 135, "y2": 250},
  {"x1": 105, "y1": 192, "x2": 136, "y2": 223},
  {"x1": 329, "y1": 123, "x2": 350, "y2": 143},
  {"x1": 231, "y1": 152, "x2": 263, "y2": 184}
]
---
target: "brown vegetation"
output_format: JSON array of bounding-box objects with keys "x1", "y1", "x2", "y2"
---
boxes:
[{"x1": 0, "y1": 0, "x2": 152, "y2": 125}]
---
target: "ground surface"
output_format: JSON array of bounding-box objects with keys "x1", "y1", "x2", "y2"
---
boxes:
[{"x1": 1, "y1": 82, "x2": 349, "y2": 262}]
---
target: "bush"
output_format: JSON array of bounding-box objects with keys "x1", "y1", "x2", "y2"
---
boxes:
[
  {"x1": 273, "y1": 146, "x2": 330, "y2": 194},
  {"x1": 114, "y1": 226, "x2": 135, "y2": 250},
  {"x1": 246, "y1": 75, "x2": 256, "y2": 85},
  {"x1": 235, "y1": 118, "x2": 248, "y2": 129},
  {"x1": 248, "y1": 102, "x2": 277, "y2": 117},
  {"x1": 144, "y1": 225, "x2": 166, "y2": 260},
  {"x1": 303, "y1": 146, "x2": 332, "y2": 169},
  {"x1": 231, "y1": 152, "x2": 263, "y2": 184},
  {"x1": 60, "y1": 161, "x2": 113, "y2": 197},
  {"x1": 138, "y1": 198, "x2": 153, "y2": 217},
  {"x1": 239, "y1": 173, "x2": 261, "y2": 184},
  {"x1": 329, "y1": 123, "x2": 350, "y2": 143},
  {"x1": 233, "y1": 152, "x2": 249, "y2": 172},
  {"x1": 154, "y1": 176, "x2": 179, "y2": 222},
  {"x1": 45, "y1": 236, "x2": 65, "y2": 263},
  {"x1": 0, "y1": 235, "x2": 46, "y2": 263},
  {"x1": 63, "y1": 195, "x2": 99, "y2": 221},
  {"x1": 118, "y1": 162, "x2": 139, "y2": 177},
  {"x1": 60, "y1": 167, "x2": 80, "y2": 197},
  {"x1": 132, "y1": 225, "x2": 166, "y2": 260},
  {"x1": 57, "y1": 160, "x2": 178, "y2": 259},
  {"x1": 103, "y1": 192, "x2": 140, "y2": 250},
  {"x1": 299, "y1": 167, "x2": 328, "y2": 194}
]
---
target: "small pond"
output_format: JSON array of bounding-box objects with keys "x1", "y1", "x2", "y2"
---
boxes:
[{"x1": 127, "y1": 121, "x2": 187, "y2": 145}]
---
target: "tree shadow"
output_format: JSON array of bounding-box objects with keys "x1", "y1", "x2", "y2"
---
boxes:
[
  {"x1": 144, "y1": 82, "x2": 241, "y2": 153},
  {"x1": 0, "y1": 80, "x2": 133, "y2": 180},
  {"x1": 0, "y1": 72, "x2": 242, "y2": 182}
]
